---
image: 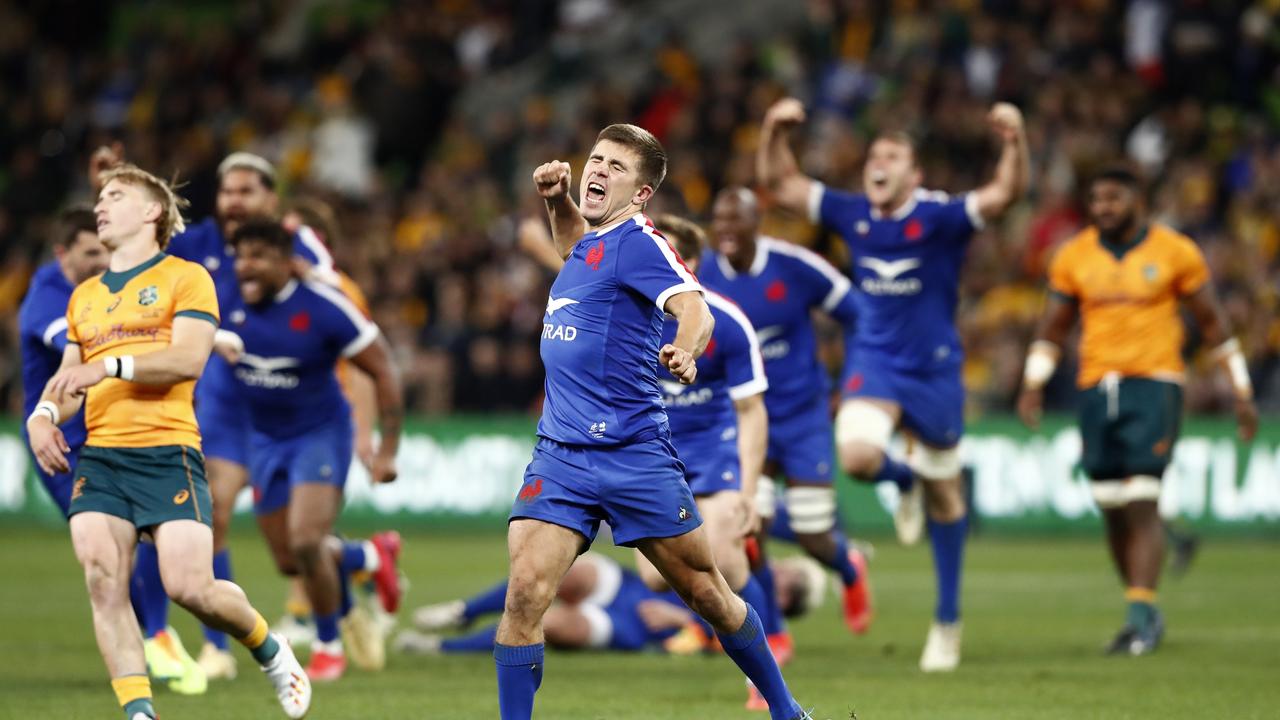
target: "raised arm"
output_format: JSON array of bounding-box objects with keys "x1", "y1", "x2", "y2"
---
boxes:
[
  {"x1": 1017, "y1": 295, "x2": 1079, "y2": 430},
  {"x1": 1183, "y1": 285, "x2": 1258, "y2": 441},
  {"x1": 533, "y1": 161, "x2": 589, "y2": 259},
  {"x1": 348, "y1": 333, "x2": 404, "y2": 483},
  {"x1": 970, "y1": 103, "x2": 1030, "y2": 223},
  {"x1": 517, "y1": 216, "x2": 567, "y2": 273},
  {"x1": 660, "y1": 291, "x2": 714, "y2": 384},
  {"x1": 757, "y1": 98, "x2": 819, "y2": 217}
]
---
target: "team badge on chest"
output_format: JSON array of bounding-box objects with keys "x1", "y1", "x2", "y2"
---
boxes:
[{"x1": 138, "y1": 285, "x2": 159, "y2": 306}]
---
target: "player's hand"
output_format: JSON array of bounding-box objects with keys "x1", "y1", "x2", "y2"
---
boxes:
[
  {"x1": 370, "y1": 451, "x2": 398, "y2": 484},
  {"x1": 763, "y1": 98, "x2": 806, "y2": 130},
  {"x1": 659, "y1": 344, "x2": 697, "y2": 385},
  {"x1": 213, "y1": 330, "x2": 244, "y2": 364},
  {"x1": 1235, "y1": 397, "x2": 1259, "y2": 443},
  {"x1": 89, "y1": 142, "x2": 124, "y2": 189},
  {"x1": 988, "y1": 103, "x2": 1025, "y2": 143},
  {"x1": 533, "y1": 161, "x2": 572, "y2": 201},
  {"x1": 1016, "y1": 387, "x2": 1043, "y2": 431},
  {"x1": 26, "y1": 416, "x2": 71, "y2": 475},
  {"x1": 732, "y1": 491, "x2": 761, "y2": 537},
  {"x1": 49, "y1": 362, "x2": 109, "y2": 404}
]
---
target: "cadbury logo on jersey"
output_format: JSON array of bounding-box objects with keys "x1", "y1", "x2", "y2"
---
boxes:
[{"x1": 858, "y1": 257, "x2": 922, "y2": 296}]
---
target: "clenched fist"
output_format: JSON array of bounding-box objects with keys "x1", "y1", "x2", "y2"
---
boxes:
[
  {"x1": 660, "y1": 344, "x2": 697, "y2": 385},
  {"x1": 533, "y1": 161, "x2": 572, "y2": 200},
  {"x1": 988, "y1": 103, "x2": 1025, "y2": 143},
  {"x1": 763, "y1": 98, "x2": 807, "y2": 130}
]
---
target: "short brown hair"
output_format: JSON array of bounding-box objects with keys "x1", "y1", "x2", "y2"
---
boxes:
[
  {"x1": 596, "y1": 124, "x2": 667, "y2": 191},
  {"x1": 99, "y1": 164, "x2": 189, "y2": 249},
  {"x1": 57, "y1": 205, "x2": 98, "y2": 247},
  {"x1": 654, "y1": 214, "x2": 705, "y2": 263},
  {"x1": 871, "y1": 130, "x2": 919, "y2": 166}
]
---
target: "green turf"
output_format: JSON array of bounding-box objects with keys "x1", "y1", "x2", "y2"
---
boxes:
[{"x1": 1, "y1": 526, "x2": 1277, "y2": 719}]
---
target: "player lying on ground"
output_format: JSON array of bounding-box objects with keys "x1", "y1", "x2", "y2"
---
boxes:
[
  {"x1": 499, "y1": 123, "x2": 809, "y2": 720},
  {"x1": 1018, "y1": 167, "x2": 1257, "y2": 656},
  {"x1": 697, "y1": 186, "x2": 872, "y2": 652},
  {"x1": 758, "y1": 95, "x2": 1029, "y2": 672},
  {"x1": 27, "y1": 164, "x2": 310, "y2": 719},
  {"x1": 224, "y1": 217, "x2": 405, "y2": 681},
  {"x1": 88, "y1": 145, "x2": 342, "y2": 680},
  {"x1": 396, "y1": 552, "x2": 828, "y2": 656},
  {"x1": 18, "y1": 206, "x2": 212, "y2": 693}
]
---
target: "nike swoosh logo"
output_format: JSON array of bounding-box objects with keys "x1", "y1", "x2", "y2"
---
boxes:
[{"x1": 546, "y1": 297, "x2": 580, "y2": 316}]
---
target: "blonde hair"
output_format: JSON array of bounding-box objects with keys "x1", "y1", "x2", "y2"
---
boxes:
[{"x1": 99, "y1": 164, "x2": 189, "y2": 248}]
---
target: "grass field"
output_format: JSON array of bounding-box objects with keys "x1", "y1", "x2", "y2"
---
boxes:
[{"x1": 1, "y1": 526, "x2": 1278, "y2": 719}]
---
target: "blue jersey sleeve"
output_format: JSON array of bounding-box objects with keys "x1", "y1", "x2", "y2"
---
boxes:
[
  {"x1": 22, "y1": 287, "x2": 71, "y2": 353},
  {"x1": 616, "y1": 221, "x2": 702, "y2": 310},
  {"x1": 709, "y1": 298, "x2": 768, "y2": 401},
  {"x1": 919, "y1": 190, "x2": 984, "y2": 239},
  {"x1": 308, "y1": 282, "x2": 379, "y2": 358},
  {"x1": 810, "y1": 183, "x2": 863, "y2": 233},
  {"x1": 767, "y1": 239, "x2": 855, "y2": 315},
  {"x1": 293, "y1": 225, "x2": 338, "y2": 281}
]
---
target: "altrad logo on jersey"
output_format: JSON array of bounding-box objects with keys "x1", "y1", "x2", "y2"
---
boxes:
[
  {"x1": 543, "y1": 295, "x2": 579, "y2": 341},
  {"x1": 858, "y1": 257, "x2": 922, "y2": 296}
]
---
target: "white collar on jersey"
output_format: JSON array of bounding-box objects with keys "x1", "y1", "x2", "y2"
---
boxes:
[
  {"x1": 274, "y1": 279, "x2": 299, "y2": 303},
  {"x1": 715, "y1": 236, "x2": 771, "y2": 279},
  {"x1": 585, "y1": 211, "x2": 644, "y2": 237},
  {"x1": 870, "y1": 191, "x2": 919, "y2": 221}
]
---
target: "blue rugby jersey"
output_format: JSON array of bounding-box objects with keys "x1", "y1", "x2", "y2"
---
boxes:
[
  {"x1": 538, "y1": 213, "x2": 703, "y2": 446},
  {"x1": 810, "y1": 185, "x2": 981, "y2": 372},
  {"x1": 660, "y1": 290, "x2": 767, "y2": 436},
  {"x1": 228, "y1": 279, "x2": 378, "y2": 439},
  {"x1": 18, "y1": 261, "x2": 86, "y2": 449},
  {"x1": 698, "y1": 237, "x2": 858, "y2": 420}
]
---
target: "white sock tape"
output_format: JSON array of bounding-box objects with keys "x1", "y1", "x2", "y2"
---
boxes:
[{"x1": 785, "y1": 485, "x2": 837, "y2": 534}]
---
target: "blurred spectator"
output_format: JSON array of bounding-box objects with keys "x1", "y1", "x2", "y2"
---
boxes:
[{"x1": 2, "y1": 0, "x2": 1278, "y2": 421}]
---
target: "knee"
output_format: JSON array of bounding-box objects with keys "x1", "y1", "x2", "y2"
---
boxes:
[
  {"x1": 785, "y1": 485, "x2": 837, "y2": 536},
  {"x1": 838, "y1": 442, "x2": 884, "y2": 479},
  {"x1": 289, "y1": 536, "x2": 325, "y2": 574},
  {"x1": 80, "y1": 555, "x2": 128, "y2": 606},
  {"x1": 503, "y1": 573, "x2": 556, "y2": 624}
]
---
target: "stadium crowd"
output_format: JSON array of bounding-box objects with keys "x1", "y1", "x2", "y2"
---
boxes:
[{"x1": 2, "y1": 0, "x2": 1278, "y2": 418}]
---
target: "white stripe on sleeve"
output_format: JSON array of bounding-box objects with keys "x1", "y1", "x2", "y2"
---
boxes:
[
  {"x1": 42, "y1": 317, "x2": 68, "y2": 348},
  {"x1": 808, "y1": 181, "x2": 826, "y2": 224},
  {"x1": 759, "y1": 237, "x2": 852, "y2": 312},
  {"x1": 636, "y1": 215, "x2": 704, "y2": 310},
  {"x1": 308, "y1": 281, "x2": 380, "y2": 358},
  {"x1": 964, "y1": 192, "x2": 986, "y2": 231},
  {"x1": 705, "y1": 292, "x2": 769, "y2": 400}
]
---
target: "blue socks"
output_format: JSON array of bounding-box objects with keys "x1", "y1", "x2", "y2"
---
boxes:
[
  {"x1": 494, "y1": 642, "x2": 544, "y2": 720},
  {"x1": 876, "y1": 453, "x2": 915, "y2": 493},
  {"x1": 203, "y1": 549, "x2": 233, "y2": 649},
  {"x1": 315, "y1": 611, "x2": 341, "y2": 644},
  {"x1": 465, "y1": 580, "x2": 511, "y2": 622},
  {"x1": 716, "y1": 604, "x2": 801, "y2": 720},
  {"x1": 826, "y1": 532, "x2": 859, "y2": 587},
  {"x1": 133, "y1": 542, "x2": 169, "y2": 637},
  {"x1": 927, "y1": 515, "x2": 967, "y2": 623},
  {"x1": 737, "y1": 577, "x2": 772, "y2": 626},
  {"x1": 752, "y1": 562, "x2": 786, "y2": 636},
  {"x1": 339, "y1": 540, "x2": 371, "y2": 572},
  {"x1": 443, "y1": 624, "x2": 499, "y2": 653}
]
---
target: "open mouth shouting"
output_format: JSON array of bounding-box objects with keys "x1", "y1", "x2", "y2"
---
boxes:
[{"x1": 583, "y1": 178, "x2": 607, "y2": 210}]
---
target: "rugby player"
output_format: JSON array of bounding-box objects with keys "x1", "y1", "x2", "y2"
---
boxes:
[
  {"x1": 27, "y1": 165, "x2": 310, "y2": 719},
  {"x1": 498, "y1": 124, "x2": 807, "y2": 720},
  {"x1": 226, "y1": 218, "x2": 404, "y2": 680},
  {"x1": 758, "y1": 96, "x2": 1028, "y2": 671},
  {"x1": 1018, "y1": 167, "x2": 1257, "y2": 655}
]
